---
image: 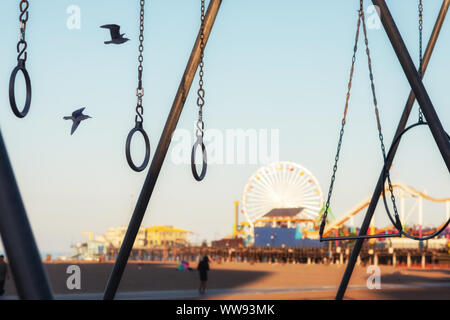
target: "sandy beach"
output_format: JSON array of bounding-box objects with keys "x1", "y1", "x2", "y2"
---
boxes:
[{"x1": 2, "y1": 261, "x2": 449, "y2": 300}]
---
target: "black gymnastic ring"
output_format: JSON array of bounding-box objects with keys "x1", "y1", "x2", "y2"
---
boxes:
[
  {"x1": 125, "y1": 123, "x2": 151, "y2": 172},
  {"x1": 9, "y1": 60, "x2": 32, "y2": 118},
  {"x1": 382, "y1": 121, "x2": 450, "y2": 241},
  {"x1": 191, "y1": 136, "x2": 207, "y2": 181}
]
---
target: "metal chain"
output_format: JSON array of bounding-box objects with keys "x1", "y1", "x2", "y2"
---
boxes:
[
  {"x1": 360, "y1": 3, "x2": 402, "y2": 229},
  {"x1": 190, "y1": 0, "x2": 208, "y2": 181},
  {"x1": 135, "y1": 0, "x2": 145, "y2": 126},
  {"x1": 196, "y1": 0, "x2": 206, "y2": 138},
  {"x1": 17, "y1": 0, "x2": 30, "y2": 62},
  {"x1": 418, "y1": 0, "x2": 424, "y2": 122},
  {"x1": 319, "y1": 7, "x2": 362, "y2": 236},
  {"x1": 125, "y1": 0, "x2": 151, "y2": 172}
]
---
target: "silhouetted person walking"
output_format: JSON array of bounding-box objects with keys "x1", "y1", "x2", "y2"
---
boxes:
[
  {"x1": 0, "y1": 255, "x2": 9, "y2": 296},
  {"x1": 197, "y1": 255, "x2": 210, "y2": 295}
]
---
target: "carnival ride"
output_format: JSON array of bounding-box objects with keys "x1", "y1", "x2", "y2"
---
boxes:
[
  {"x1": 241, "y1": 161, "x2": 324, "y2": 228},
  {"x1": 238, "y1": 162, "x2": 449, "y2": 242},
  {"x1": 322, "y1": 183, "x2": 450, "y2": 238}
]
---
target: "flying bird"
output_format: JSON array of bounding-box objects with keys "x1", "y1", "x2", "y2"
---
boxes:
[
  {"x1": 64, "y1": 107, "x2": 92, "y2": 135},
  {"x1": 100, "y1": 24, "x2": 130, "y2": 45}
]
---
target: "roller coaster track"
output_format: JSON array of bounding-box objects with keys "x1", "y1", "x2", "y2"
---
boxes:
[{"x1": 323, "y1": 183, "x2": 450, "y2": 236}]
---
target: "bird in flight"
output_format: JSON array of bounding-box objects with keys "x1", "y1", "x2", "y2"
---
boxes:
[
  {"x1": 100, "y1": 24, "x2": 130, "y2": 45},
  {"x1": 64, "y1": 107, "x2": 92, "y2": 135}
]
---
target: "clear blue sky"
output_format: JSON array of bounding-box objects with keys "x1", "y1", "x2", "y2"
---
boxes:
[{"x1": 0, "y1": 0, "x2": 449, "y2": 254}]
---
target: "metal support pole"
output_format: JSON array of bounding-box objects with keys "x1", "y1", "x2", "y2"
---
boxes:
[
  {"x1": 373, "y1": 0, "x2": 450, "y2": 170},
  {"x1": 103, "y1": 0, "x2": 222, "y2": 300},
  {"x1": 336, "y1": 0, "x2": 450, "y2": 300},
  {"x1": 0, "y1": 131, "x2": 53, "y2": 299}
]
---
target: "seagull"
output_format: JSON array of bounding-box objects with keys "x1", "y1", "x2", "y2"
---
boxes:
[
  {"x1": 100, "y1": 24, "x2": 130, "y2": 45},
  {"x1": 64, "y1": 107, "x2": 92, "y2": 135}
]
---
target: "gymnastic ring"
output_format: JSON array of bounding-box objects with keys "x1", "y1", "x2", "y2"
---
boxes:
[
  {"x1": 125, "y1": 123, "x2": 151, "y2": 172},
  {"x1": 9, "y1": 60, "x2": 32, "y2": 118},
  {"x1": 382, "y1": 121, "x2": 450, "y2": 241},
  {"x1": 191, "y1": 136, "x2": 207, "y2": 181}
]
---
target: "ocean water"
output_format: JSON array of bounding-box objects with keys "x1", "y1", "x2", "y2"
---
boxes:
[{"x1": 0, "y1": 252, "x2": 69, "y2": 260}]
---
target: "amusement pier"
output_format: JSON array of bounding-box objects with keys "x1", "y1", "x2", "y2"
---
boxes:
[{"x1": 67, "y1": 162, "x2": 450, "y2": 268}]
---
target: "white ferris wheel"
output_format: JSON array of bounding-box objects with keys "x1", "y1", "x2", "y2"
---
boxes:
[{"x1": 241, "y1": 161, "x2": 324, "y2": 227}]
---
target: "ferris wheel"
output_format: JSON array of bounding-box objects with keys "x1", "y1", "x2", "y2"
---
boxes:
[{"x1": 241, "y1": 161, "x2": 324, "y2": 226}]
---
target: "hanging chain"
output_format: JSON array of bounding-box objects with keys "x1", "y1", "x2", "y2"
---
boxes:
[
  {"x1": 17, "y1": 0, "x2": 30, "y2": 63},
  {"x1": 190, "y1": 0, "x2": 208, "y2": 181},
  {"x1": 135, "y1": 0, "x2": 145, "y2": 126},
  {"x1": 321, "y1": 0, "x2": 404, "y2": 237},
  {"x1": 319, "y1": 6, "x2": 362, "y2": 236},
  {"x1": 196, "y1": 0, "x2": 206, "y2": 138},
  {"x1": 360, "y1": 2, "x2": 402, "y2": 230},
  {"x1": 9, "y1": 0, "x2": 32, "y2": 119},
  {"x1": 125, "y1": 0, "x2": 151, "y2": 172},
  {"x1": 418, "y1": 0, "x2": 424, "y2": 123}
]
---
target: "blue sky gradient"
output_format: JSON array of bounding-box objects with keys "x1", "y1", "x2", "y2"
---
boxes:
[{"x1": 0, "y1": 0, "x2": 449, "y2": 253}]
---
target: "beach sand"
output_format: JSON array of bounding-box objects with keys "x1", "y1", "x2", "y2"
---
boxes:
[{"x1": 2, "y1": 261, "x2": 449, "y2": 299}]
